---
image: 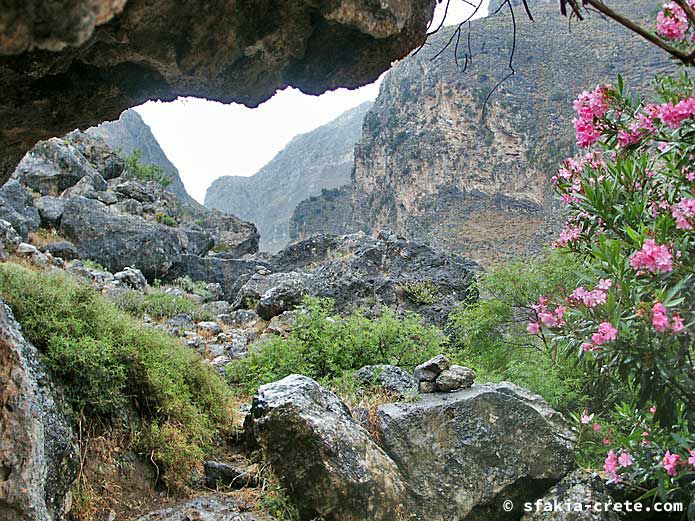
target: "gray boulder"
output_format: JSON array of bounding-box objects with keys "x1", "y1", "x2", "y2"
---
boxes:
[
  {"x1": 413, "y1": 354, "x2": 450, "y2": 382},
  {"x1": 12, "y1": 137, "x2": 97, "y2": 195},
  {"x1": 376, "y1": 382, "x2": 576, "y2": 520},
  {"x1": 354, "y1": 365, "x2": 418, "y2": 398},
  {"x1": 521, "y1": 470, "x2": 625, "y2": 521},
  {"x1": 0, "y1": 179, "x2": 40, "y2": 238},
  {"x1": 435, "y1": 364, "x2": 476, "y2": 392},
  {"x1": 167, "y1": 255, "x2": 271, "y2": 301},
  {"x1": 0, "y1": 219, "x2": 21, "y2": 259},
  {"x1": 113, "y1": 267, "x2": 148, "y2": 290},
  {"x1": 35, "y1": 196, "x2": 65, "y2": 228},
  {"x1": 256, "y1": 273, "x2": 310, "y2": 320},
  {"x1": 203, "y1": 461, "x2": 257, "y2": 489},
  {"x1": 43, "y1": 241, "x2": 78, "y2": 260},
  {"x1": 137, "y1": 494, "x2": 273, "y2": 521},
  {"x1": 59, "y1": 197, "x2": 192, "y2": 279},
  {"x1": 245, "y1": 375, "x2": 408, "y2": 521},
  {"x1": 194, "y1": 209, "x2": 260, "y2": 257},
  {"x1": 0, "y1": 299, "x2": 79, "y2": 521}
]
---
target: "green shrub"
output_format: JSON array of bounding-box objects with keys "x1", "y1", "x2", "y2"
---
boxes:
[
  {"x1": 402, "y1": 281, "x2": 441, "y2": 305},
  {"x1": 0, "y1": 263, "x2": 231, "y2": 488},
  {"x1": 155, "y1": 211, "x2": 177, "y2": 227},
  {"x1": 227, "y1": 297, "x2": 446, "y2": 394},
  {"x1": 122, "y1": 149, "x2": 172, "y2": 188},
  {"x1": 173, "y1": 276, "x2": 211, "y2": 299},
  {"x1": 82, "y1": 259, "x2": 106, "y2": 272},
  {"x1": 447, "y1": 251, "x2": 588, "y2": 411},
  {"x1": 110, "y1": 288, "x2": 211, "y2": 321}
]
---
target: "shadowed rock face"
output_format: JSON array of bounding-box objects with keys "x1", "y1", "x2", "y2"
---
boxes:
[{"x1": 0, "y1": 0, "x2": 436, "y2": 185}]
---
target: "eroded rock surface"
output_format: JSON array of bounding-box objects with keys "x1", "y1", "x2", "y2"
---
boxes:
[
  {"x1": 0, "y1": 0, "x2": 436, "y2": 184},
  {"x1": 245, "y1": 375, "x2": 408, "y2": 521},
  {"x1": 376, "y1": 382, "x2": 577, "y2": 520},
  {"x1": 137, "y1": 494, "x2": 274, "y2": 521},
  {"x1": 0, "y1": 299, "x2": 79, "y2": 521}
]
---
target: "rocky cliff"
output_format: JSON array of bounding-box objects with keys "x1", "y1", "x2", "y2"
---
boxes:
[
  {"x1": 205, "y1": 102, "x2": 371, "y2": 252},
  {"x1": 88, "y1": 109, "x2": 199, "y2": 207},
  {"x1": 291, "y1": 0, "x2": 674, "y2": 266}
]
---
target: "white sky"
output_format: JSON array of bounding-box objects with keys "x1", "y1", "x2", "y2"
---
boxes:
[{"x1": 136, "y1": 0, "x2": 490, "y2": 203}]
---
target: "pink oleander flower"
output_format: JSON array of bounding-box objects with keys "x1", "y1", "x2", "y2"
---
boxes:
[
  {"x1": 574, "y1": 85, "x2": 609, "y2": 121},
  {"x1": 591, "y1": 322, "x2": 618, "y2": 346},
  {"x1": 652, "y1": 302, "x2": 670, "y2": 333},
  {"x1": 629, "y1": 239, "x2": 673, "y2": 274},
  {"x1": 672, "y1": 197, "x2": 695, "y2": 230},
  {"x1": 597, "y1": 279, "x2": 612, "y2": 291},
  {"x1": 574, "y1": 118, "x2": 602, "y2": 148},
  {"x1": 689, "y1": 449, "x2": 695, "y2": 467},
  {"x1": 657, "y1": 2, "x2": 689, "y2": 41},
  {"x1": 687, "y1": 171, "x2": 695, "y2": 182},
  {"x1": 649, "y1": 406, "x2": 657, "y2": 414},
  {"x1": 527, "y1": 322, "x2": 540, "y2": 334},
  {"x1": 554, "y1": 223, "x2": 582, "y2": 248},
  {"x1": 672, "y1": 313, "x2": 684, "y2": 332},
  {"x1": 618, "y1": 452, "x2": 634, "y2": 468},
  {"x1": 593, "y1": 422, "x2": 602, "y2": 433},
  {"x1": 662, "y1": 451, "x2": 681, "y2": 477},
  {"x1": 570, "y1": 286, "x2": 607, "y2": 308},
  {"x1": 604, "y1": 450, "x2": 620, "y2": 481},
  {"x1": 581, "y1": 412, "x2": 594, "y2": 424},
  {"x1": 656, "y1": 97, "x2": 695, "y2": 129},
  {"x1": 581, "y1": 342, "x2": 594, "y2": 352}
]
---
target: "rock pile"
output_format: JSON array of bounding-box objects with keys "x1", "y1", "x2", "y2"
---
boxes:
[{"x1": 413, "y1": 354, "x2": 476, "y2": 393}]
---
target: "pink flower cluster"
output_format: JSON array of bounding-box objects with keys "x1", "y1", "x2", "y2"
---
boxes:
[
  {"x1": 591, "y1": 322, "x2": 618, "y2": 348},
  {"x1": 656, "y1": 2, "x2": 691, "y2": 41},
  {"x1": 654, "y1": 97, "x2": 695, "y2": 129},
  {"x1": 573, "y1": 86, "x2": 609, "y2": 148},
  {"x1": 652, "y1": 302, "x2": 684, "y2": 333},
  {"x1": 629, "y1": 239, "x2": 673, "y2": 274},
  {"x1": 660, "y1": 448, "x2": 695, "y2": 477},
  {"x1": 671, "y1": 197, "x2": 695, "y2": 229},
  {"x1": 527, "y1": 296, "x2": 565, "y2": 334},
  {"x1": 570, "y1": 279, "x2": 612, "y2": 308},
  {"x1": 553, "y1": 223, "x2": 582, "y2": 248},
  {"x1": 604, "y1": 449, "x2": 633, "y2": 482}
]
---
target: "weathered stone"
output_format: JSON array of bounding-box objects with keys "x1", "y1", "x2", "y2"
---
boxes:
[
  {"x1": 12, "y1": 138, "x2": 97, "y2": 196},
  {"x1": 59, "y1": 197, "x2": 191, "y2": 279},
  {"x1": 0, "y1": 180, "x2": 40, "y2": 238},
  {"x1": 413, "y1": 354, "x2": 450, "y2": 382},
  {"x1": 0, "y1": 299, "x2": 79, "y2": 520},
  {"x1": 1, "y1": 0, "x2": 436, "y2": 185},
  {"x1": 194, "y1": 210, "x2": 259, "y2": 258},
  {"x1": 203, "y1": 461, "x2": 257, "y2": 490},
  {"x1": 219, "y1": 309, "x2": 260, "y2": 328},
  {"x1": 167, "y1": 255, "x2": 271, "y2": 302},
  {"x1": 245, "y1": 375, "x2": 408, "y2": 521},
  {"x1": 269, "y1": 232, "x2": 479, "y2": 326},
  {"x1": 113, "y1": 267, "x2": 148, "y2": 290},
  {"x1": 355, "y1": 365, "x2": 417, "y2": 398},
  {"x1": 197, "y1": 321, "x2": 223, "y2": 335},
  {"x1": 43, "y1": 241, "x2": 79, "y2": 261},
  {"x1": 202, "y1": 301, "x2": 231, "y2": 317},
  {"x1": 256, "y1": 274, "x2": 310, "y2": 321},
  {"x1": 521, "y1": 470, "x2": 625, "y2": 521},
  {"x1": 137, "y1": 494, "x2": 273, "y2": 521},
  {"x1": 376, "y1": 382, "x2": 576, "y2": 520},
  {"x1": 418, "y1": 380, "x2": 437, "y2": 393},
  {"x1": 0, "y1": 219, "x2": 21, "y2": 259},
  {"x1": 35, "y1": 197, "x2": 66, "y2": 228},
  {"x1": 435, "y1": 365, "x2": 476, "y2": 392},
  {"x1": 17, "y1": 242, "x2": 38, "y2": 255}
]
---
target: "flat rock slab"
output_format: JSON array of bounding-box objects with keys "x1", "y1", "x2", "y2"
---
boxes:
[{"x1": 376, "y1": 382, "x2": 576, "y2": 520}]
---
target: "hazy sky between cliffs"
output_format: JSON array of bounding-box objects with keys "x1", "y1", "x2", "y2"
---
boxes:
[{"x1": 136, "y1": 1, "x2": 490, "y2": 203}]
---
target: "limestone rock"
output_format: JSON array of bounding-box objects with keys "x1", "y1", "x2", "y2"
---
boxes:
[
  {"x1": 521, "y1": 470, "x2": 625, "y2": 521},
  {"x1": 137, "y1": 494, "x2": 273, "y2": 521},
  {"x1": 354, "y1": 365, "x2": 417, "y2": 399},
  {"x1": 0, "y1": 180, "x2": 40, "y2": 238},
  {"x1": 435, "y1": 365, "x2": 476, "y2": 392},
  {"x1": 413, "y1": 354, "x2": 450, "y2": 382},
  {"x1": 35, "y1": 197, "x2": 66, "y2": 228},
  {"x1": 203, "y1": 461, "x2": 257, "y2": 490},
  {"x1": 0, "y1": 299, "x2": 79, "y2": 520},
  {"x1": 376, "y1": 382, "x2": 576, "y2": 520},
  {"x1": 245, "y1": 375, "x2": 408, "y2": 521}
]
